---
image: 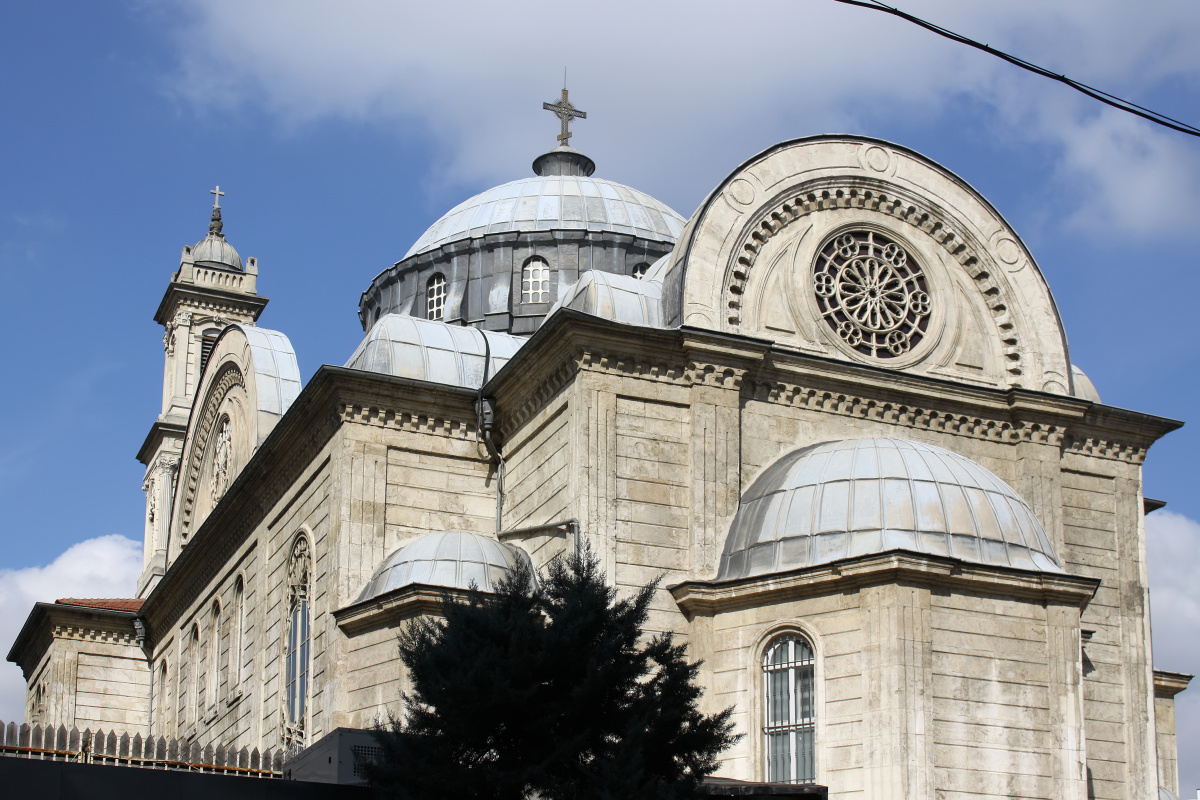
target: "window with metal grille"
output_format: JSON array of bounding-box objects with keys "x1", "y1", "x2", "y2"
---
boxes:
[
  {"x1": 284, "y1": 536, "x2": 312, "y2": 750},
  {"x1": 426, "y1": 274, "x2": 447, "y2": 320},
  {"x1": 632, "y1": 262, "x2": 650, "y2": 279},
  {"x1": 521, "y1": 258, "x2": 550, "y2": 303},
  {"x1": 199, "y1": 329, "x2": 220, "y2": 375},
  {"x1": 763, "y1": 634, "x2": 815, "y2": 784}
]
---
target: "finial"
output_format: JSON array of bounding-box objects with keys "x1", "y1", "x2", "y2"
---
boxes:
[
  {"x1": 543, "y1": 86, "x2": 586, "y2": 148},
  {"x1": 208, "y1": 186, "x2": 225, "y2": 237}
]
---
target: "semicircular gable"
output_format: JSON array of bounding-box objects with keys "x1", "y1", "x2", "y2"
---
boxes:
[
  {"x1": 661, "y1": 136, "x2": 1072, "y2": 395},
  {"x1": 169, "y1": 325, "x2": 301, "y2": 550}
]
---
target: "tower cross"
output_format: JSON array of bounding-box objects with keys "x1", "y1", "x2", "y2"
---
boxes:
[
  {"x1": 542, "y1": 88, "x2": 587, "y2": 147},
  {"x1": 210, "y1": 185, "x2": 225, "y2": 209}
]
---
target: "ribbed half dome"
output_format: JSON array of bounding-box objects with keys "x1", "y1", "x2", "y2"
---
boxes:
[
  {"x1": 356, "y1": 530, "x2": 532, "y2": 603},
  {"x1": 404, "y1": 176, "x2": 686, "y2": 258},
  {"x1": 719, "y1": 438, "x2": 1064, "y2": 581}
]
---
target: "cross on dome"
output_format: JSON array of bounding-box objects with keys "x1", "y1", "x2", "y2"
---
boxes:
[
  {"x1": 543, "y1": 88, "x2": 586, "y2": 147},
  {"x1": 210, "y1": 185, "x2": 225, "y2": 209}
]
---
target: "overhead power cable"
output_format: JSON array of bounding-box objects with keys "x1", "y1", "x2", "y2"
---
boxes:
[{"x1": 829, "y1": 0, "x2": 1200, "y2": 139}]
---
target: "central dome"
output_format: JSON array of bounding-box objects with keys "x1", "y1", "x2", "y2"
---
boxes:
[
  {"x1": 404, "y1": 175, "x2": 686, "y2": 259},
  {"x1": 719, "y1": 438, "x2": 1065, "y2": 580}
]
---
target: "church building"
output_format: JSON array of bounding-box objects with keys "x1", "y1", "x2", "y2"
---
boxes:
[{"x1": 7, "y1": 93, "x2": 1192, "y2": 799}]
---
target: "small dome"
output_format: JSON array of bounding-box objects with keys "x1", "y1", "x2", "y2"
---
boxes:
[
  {"x1": 356, "y1": 530, "x2": 533, "y2": 603},
  {"x1": 404, "y1": 176, "x2": 686, "y2": 259},
  {"x1": 1071, "y1": 364, "x2": 1101, "y2": 403},
  {"x1": 345, "y1": 314, "x2": 526, "y2": 388},
  {"x1": 548, "y1": 270, "x2": 665, "y2": 328},
  {"x1": 190, "y1": 205, "x2": 243, "y2": 270},
  {"x1": 719, "y1": 438, "x2": 1065, "y2": 581}
]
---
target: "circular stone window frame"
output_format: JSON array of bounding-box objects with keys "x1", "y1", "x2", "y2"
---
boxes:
[{"x1": 800, "y1": 219, "x2": 950, "y2": 370}]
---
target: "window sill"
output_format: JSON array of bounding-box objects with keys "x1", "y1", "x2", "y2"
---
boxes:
[
  {"x1": 225, "y1": 688, "x2": 243, "y2": 708},
  {"x1": 203, "y1": 706, "x2": 218, "y2": 724}
]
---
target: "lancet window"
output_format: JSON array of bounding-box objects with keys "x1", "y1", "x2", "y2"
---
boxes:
[
  {"x1": 283, "y1": 536, "x2": 312, "y2": 751},
  {"x1": 232, "y1": 576, "x2": 245, "y2": 690},
  {"x1": 208, "y1": 600, "x2": 221, "y2": 709},
  {"x1": 763, "y1": 634, "x2": 816, "y2": 784},
  {"x1": 522, "y1": 258, "x2": 551, "y2": 303}
]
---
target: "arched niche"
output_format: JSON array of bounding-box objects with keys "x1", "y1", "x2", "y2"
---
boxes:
[
  {"x1": 661, "y1": 136, "x2": 1072, "y2": 394},
  {"x1": 169, "y1": 325, "x2": 301, "y2": 552}
]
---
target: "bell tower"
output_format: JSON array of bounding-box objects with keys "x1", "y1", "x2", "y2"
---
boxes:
[{"x1": 136, "y1": 188, "x2": 268, "y2": 597}]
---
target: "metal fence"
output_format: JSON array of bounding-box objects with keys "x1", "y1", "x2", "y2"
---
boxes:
[{"x1": 0, "y1": 719, "x2": 282, "y2": 777}]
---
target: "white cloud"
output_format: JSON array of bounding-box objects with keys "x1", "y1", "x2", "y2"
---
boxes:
[
  {"x1": 0, "y1": 535, "x2": 142, "y2": 724},
  {"x1": 158, "y1": 0, "x2": 1200, "y2": 233},
  {"x1": 1147, "y1": 510, "x2": 1200, "y2": 796}
]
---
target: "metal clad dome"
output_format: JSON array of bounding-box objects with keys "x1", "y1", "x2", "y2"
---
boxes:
[
  {"x1": 355, "y1": 530, "x2": 532, "y2": 602},
  {"x1": 719, "y1": 438, "x2": 1065, "y2": 580},
  {"x1": 404, "y1": 176, "x2": 686, "y2": 258},
  {"x1": 345, "y1": 314, "x2": 527, "y2": 388},
  {"x1": 192, "y1": 234, "x2": 243, "y2": 270}
]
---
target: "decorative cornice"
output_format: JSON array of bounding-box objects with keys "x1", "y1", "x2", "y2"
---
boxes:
[
  {"x1": 724, "y1": 180, "x2": 1023, "y2": 378},
  {"x1": 333, "y1": 584, "x2": 475, "y2": 636},
  {"x1": 669, "y1": 550, "x2": 1100, "y2": 618},
  {"x1": 338, "y1": 402, "x2": 477, "y2": 440},
  {"x1": 6, "y1": 603, "x2": 141, "y2": 678},
  {"x1": 1153, "y1": 670, "x2": 1193, "y2": 699},
  {"x1": 153, "y1": 283, "x2": 267, "y2": 328}
]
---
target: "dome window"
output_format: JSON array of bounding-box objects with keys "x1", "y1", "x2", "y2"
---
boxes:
[
  {"x1": 522, "y1": 258, "x2": 551, "y2": 304},
  {"x1": 632, "y1": 262, "x2": 650, "y2": 280},
  {"x1": 426, "y1": 273, "x2": 447, "y2": 321},
  {"x1": 763, "y1": 634, "x2": 816, "y2": 784}
]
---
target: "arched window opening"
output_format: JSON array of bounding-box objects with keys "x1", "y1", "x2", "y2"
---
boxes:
[
  {"x1": 232, "y1": 576, "x2": 245, "y2": 690},
  {"x1": 763, "y1": 634, "x2": 815, "y2": 784},
  {"x1": 208, "y1": 601, "x2": 221, "y2": 709},
  {"x1": 426, "y1": 273, "x2": 447, "y2": 321},
  {"x1": 373, "y1": 307, "x2": 382, "y2": 324},
  {"x1": 189, "y1": 624, "x2": 200, "y2": 727},
  {"x1": 632, "y1": 262, "x2": 650, "y2": 280},
  {"x1": 522, "y1": 258, "x2": 551, "y2": 303},
  {"x1": 199, "y1": 328, "x2": 221, "y2": 375},
  {"x1": 283, "y1": 536, "x2": 312, "y2": 751},
  {"x1": 157, "y1": 660, "x2": 169, "y2": 732}
]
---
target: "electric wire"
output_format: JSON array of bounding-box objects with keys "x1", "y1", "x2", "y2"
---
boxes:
[{"x1": 829, "y1": 0, "x2": 1200, "y2": 139}]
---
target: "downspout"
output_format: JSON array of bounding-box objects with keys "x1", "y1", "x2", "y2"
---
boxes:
[
  {"x1": 476, "y1": 332, "x2": 503, "y2": 535},
  {"x1": 134, "y1": 616, "x2": 152, "y2": 738}
]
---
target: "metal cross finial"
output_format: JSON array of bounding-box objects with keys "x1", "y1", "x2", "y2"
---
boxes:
[
  {"x1": 543, "y1": 88, "x2": 586, "y2": 147},
  {"x1": 210, "y1": 185, "x2": 225, "y2": 209}
]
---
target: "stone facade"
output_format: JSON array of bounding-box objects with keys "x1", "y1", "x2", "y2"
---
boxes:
[{"x1": 7, "y1": 134, "x2": 1192, "y2": 799}]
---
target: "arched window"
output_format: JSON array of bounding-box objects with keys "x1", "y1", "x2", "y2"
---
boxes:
[
  {"x1": 157, "y1": 660, "x2": 169, "y2": 732},
  {"x1": 232, "y1": 576, "x2": 245, "y2": 690},
  {"x1": 208, "y1": 601, "x2": 221, "y2": 709},
  {"x1": 632, "y1": 262, "x2": 650, "y2": 280},
  {"x1": 763, "y1": 634, "x2": 815, "y2": 784},
  {"x1": 284, "y1": 536, "x2": 312, "y2": 750},
  {"x1": 426, "y1": 273, "x2": 447, "y2": 320},
  {"x1": 522, "y1": 258, "x2": 550, "y2": 303},
  {"x1": 189, "y1": 623, "x2": 201, "y2": 727}
]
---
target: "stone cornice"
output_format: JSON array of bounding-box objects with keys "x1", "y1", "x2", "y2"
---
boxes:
[
  {"x1": 669, "y1": 551, "x2": 1100, "y2": 618},
  {"x1": 6, "y1": 603, "x2": 141, "y2": 679},
  {"x1": 333, "y1": 584, "x2": 477, "y2": 636},
  {"x1": 1153, "y1": 670, "x2": 1193, "y2": 698},
  {"x1": 140, "y1": 367, "x2": 481, "y2": 645},
  {"x1": 153, "y1": 283, "x2": 268, "y2": 328},
  {"x1": 136, "y1": 420, "x2": 187, "y2": 466},
  {"x1": 484, "y1": 312, "x2": 1179, "y2": 462}
]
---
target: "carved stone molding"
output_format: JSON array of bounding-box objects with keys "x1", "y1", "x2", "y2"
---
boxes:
[
  {"x1": 1063, "y1": 434, "x2": 1148, "y2": 464},
  {"x1": 179, "y1": 365, "x2": 245, "y2": 536},
  {"x1": 724, "y1": 182, "x2": 1022, "y2": 378},
  {"x1": 339, "y1": 402, "x2": 477, "y2": 440}
]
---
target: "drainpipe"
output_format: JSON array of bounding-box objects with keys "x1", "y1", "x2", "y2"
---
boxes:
[
  {"x1": 134, "y1": 617, "x2": 152, "y2": 739},
  {"x1": 476, "y1": 332, "x2": 503, "y2": 535}
]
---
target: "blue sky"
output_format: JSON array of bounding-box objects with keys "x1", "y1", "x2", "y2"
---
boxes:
[{"x1": 1, "y1": 0, "x2": 1198, "y2": 786}]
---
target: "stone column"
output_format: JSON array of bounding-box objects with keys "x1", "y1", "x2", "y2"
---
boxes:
[{"x1": 1045, "y1": 600, "x2": 1089, "y2": 800}]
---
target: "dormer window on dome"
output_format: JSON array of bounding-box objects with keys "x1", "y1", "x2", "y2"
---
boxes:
[
  {"x1": 522, "y1": 258, "x2": 551, "y2": 304},
  {"x1": 426, "y1": 273, "x2": 446, "y2": 321}
]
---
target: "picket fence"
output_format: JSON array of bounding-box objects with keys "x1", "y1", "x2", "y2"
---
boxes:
[{"x1": 0, "y1": 719, "x2": 282, "y2": 776}]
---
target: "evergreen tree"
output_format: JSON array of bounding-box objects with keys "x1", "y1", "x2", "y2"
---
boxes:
[{"x1": 366, "y1": 545, "x2": 739, "y2": 800}]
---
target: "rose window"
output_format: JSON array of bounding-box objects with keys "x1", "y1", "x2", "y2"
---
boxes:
[{"x1": 813, "y1": 231, "x2": 930, "y2": 358}]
